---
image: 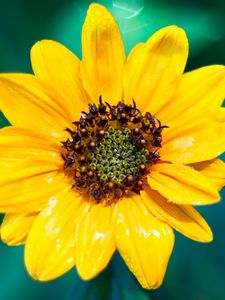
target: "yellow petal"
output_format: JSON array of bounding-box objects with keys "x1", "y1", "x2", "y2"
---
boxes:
[
  {"x1": 141, "y1": 188, "x2": 213, "y2": 242},
  {"x1": 113, "y1": 195, "x2": 174, "y2": 289},
  {"x1": 25, "y1": 190, "x2": 84, "y2": 281},
  {"x1": 81, "y1": 3, "x2": 125, "y2": 103},
  {"x1": 160, "y1": 109, "x2": 225, "y2": 163},
  {"x1": 0, "y1": 126, "x2": 61, "y2": 166},
  {"x1": 31, "y1": 40, "x2": 89, "y2": 121},
  {"x1": 0, "y1": 74, "x2": 70, "y2": 139},
  {"x1": 159, "y1": 65, "x2": 225, "y2": 123},
  {"x1": 0, "y1": 159, "x2": 66, "y2": 213},
  {"x1": 123, "y1": 26, "x2": 188, "y2": 114},
  {"x1": 162, "y1": 109, "x2": 225, "y2": 143},
  {"x1": 191, "y1": 158, "x2": 225, "y2": 191},
  {"x1": 0, "y1": 126, "x2": 67, "y2": 213},
  {"x1": 76, "y1": 203, "x2": 115, "y2": 280},
  {"x1": 1, "y1": 213, "x2": 37, "y2": 245},
  {"x1": 148, "y1": 163, "x2": 219, "y2": 205},
  {"x1": 0, "y1": 126, "x2": 60, "y2": 147},
  {"x1": 0, "y1": 156, "x2": 61, "y2": 183}
]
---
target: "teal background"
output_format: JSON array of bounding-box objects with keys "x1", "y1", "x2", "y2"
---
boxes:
[{"x1": 0, "y1": 0, "x2": 225, "y2": 299}]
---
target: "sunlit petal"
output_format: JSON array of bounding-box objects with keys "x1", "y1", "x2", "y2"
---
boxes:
[
  {"x1": 123, "y1": 26, "x2": 188, "y2": 113},
  {"x1": 76, "y1": 203, "x2": 115, "y2": 280},
  {"x1": 1, "y1": 213, "x2": 37, "y2": 245},
  {"x1": 81, "y1": 3, "x2": 125, "y2": 103},
  {"x1": 141, "y1": 188, "x2": 213, "y2": 242},
  {"x1": 31, "y1": 40, "x2": 89, "y2": 121},
  {"x1": 148, "y1": 163, "x2": 219, "y2": 205},
  {"x1": 25, "y1": 192, "x2": 84, "y2": 281},
  {"x1": 113, "y1": 195, "x2": 174, "y2": 289}
]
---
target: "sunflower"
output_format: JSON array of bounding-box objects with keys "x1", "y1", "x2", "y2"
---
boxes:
[{"x1": 0, "y1": 3, "x2": 224, "y2": 290}]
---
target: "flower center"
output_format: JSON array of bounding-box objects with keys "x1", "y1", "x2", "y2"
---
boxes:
[
  {"x1": 90, "y1": 127, "x2": 148, "y2": 185},
  {"x1": 61, "y1": 98, "x2": 167, "y2": 204}
]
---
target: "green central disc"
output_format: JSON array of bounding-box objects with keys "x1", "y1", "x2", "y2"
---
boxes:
[{"x1": 89, "y1": 127, "x2": 148, "y2": 184}]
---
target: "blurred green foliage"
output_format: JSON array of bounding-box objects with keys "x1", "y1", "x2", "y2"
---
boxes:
[{"x1": 0, "y1": 0, "x2": 224, "y2": 299}]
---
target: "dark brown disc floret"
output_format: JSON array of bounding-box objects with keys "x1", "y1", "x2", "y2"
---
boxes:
[{"x1": 61, "y1": 97, "x2": 168, "y2": 204}]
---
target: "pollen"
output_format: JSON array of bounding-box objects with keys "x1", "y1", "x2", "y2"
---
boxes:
[{"x1": 61, "y1": 97, "x2": 168, "y2": 203}]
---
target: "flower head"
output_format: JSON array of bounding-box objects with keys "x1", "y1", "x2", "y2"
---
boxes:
[{"x1": 0, "y1": 3, "x2": 224, "y2": 289}]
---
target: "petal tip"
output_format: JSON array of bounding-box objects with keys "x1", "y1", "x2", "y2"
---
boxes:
[
  {"x1": 167, "y1": 25, "x2": 188, "y2": 43},
  {"x1": 166, "y1": 25, "x2": 186, "y2": 34},
  {"x1": 155, "y1": 25, "x2": 187, "y2": 37},
  {"x1": 76, "y1": 265, "x2": 98, "y2": 281},
  {"x1": 31, "y1": 39, "x2": 58, "y2": 51},
  {"x1": 85, "y1": 2, "x2": 115, "y2": 29},
  {"x1": 26, "y1": 269, "x2": 48, "y2": 282},
  {"x1": 146, "y1": 25, "x2": 188, "y2": 56},
  {"x1": 200, "y1": 223, "x2": 213, "y2": 243},
  {"x1": 86, "y1": 3, "x2": 111, "y2": 20},
  {"x1": 25, "y1": 256, "x2": 60, "y2": 282},
  {"x1": 88, "y1": 3, "x2": 108, "y2": 13},
  {"x1": 205, "y1": 231, "x2": 213, "y2": 243}
]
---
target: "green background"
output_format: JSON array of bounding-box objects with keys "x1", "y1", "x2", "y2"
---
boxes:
[{"x1": 0, "y1": 0, "x2": 224, "y2": 299}]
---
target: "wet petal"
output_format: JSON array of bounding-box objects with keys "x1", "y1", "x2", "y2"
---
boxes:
[
  {"x1": 0, "y1": 126, "x2": 61, "y2": 165},
  {"x1": 161, "y1": 109, "x2": 225, "y2": 163},
  {"x1": 31, "y1": 40, "x2": 89, "y2": 121},
  {"x1": 159, "y1": 65, "x2": 225, "y2": 123},
  {"x1": 0, "y1": 159, "x2": 66, "y2": 213},
  {"x1": 0, "y1": 74, "x2": 69, "y2": 139},
  {"x1": 113, "y1": 195, "x2": 174, "y2": 289},
  {"x1": 0, "y1": 125, "x2": 67, "y2": 213},
  {"x1": 25, "y1": 191, "x2": 84, "y2": 281},
  {"x1": 162, "y1": 110, "x2": 225, "y2": 143},
  {"x1": 81, "y1": 3, "x2": 125, "y2": 103},
  {"x1": 1, "y1": 213, "x2": 37, "y2": 245},
  {"x1": 148, "y1": 163, "x2": 219, "y2": 205},
  {"x1": 141, "y1": 188, "x2": 213, "y2": 242},
  {"x1": 191, "y1": 158, "x2": 225, "y2": 191},
  {"x1": 76, "y1": 203, "x2": 115, "y2": 280},
  {"x1": 123, "y1": 26, "x2": 188, "y2": 114}
]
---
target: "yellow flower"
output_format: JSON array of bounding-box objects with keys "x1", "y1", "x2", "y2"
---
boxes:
[{"x1": 0, "y1": 3, "x2": 224, "y2": 290}]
